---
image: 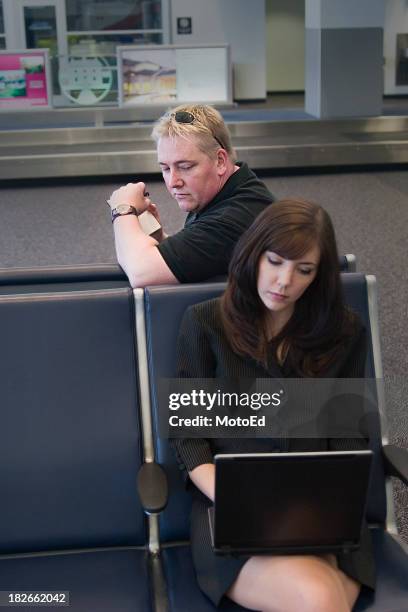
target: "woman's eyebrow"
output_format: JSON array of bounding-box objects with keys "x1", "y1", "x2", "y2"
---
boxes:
[
  {"x1": 298, "y1": 260, "x2": 318, "y2": 265},
  {"x1": 265, "y1": 251, "x2": 318, "y2": 265}
]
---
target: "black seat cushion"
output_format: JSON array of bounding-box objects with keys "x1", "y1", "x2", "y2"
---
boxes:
[{"x1": 0, "y1": 549, "x2": 151, "y2": 612}]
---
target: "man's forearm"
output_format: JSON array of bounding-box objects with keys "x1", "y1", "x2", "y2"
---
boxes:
[
  {"x1": 109, "y1": 181, "x2": 178, "y2": 288},
  {"x1": 113, "y1": 215, "x2": 176, "y2": 288},
  {"x1": 113, "y1": 215, "x2": 158, "y2": 287},
  {"x1": 114, "y1": 215, "x2": 157, "y2": 263}
]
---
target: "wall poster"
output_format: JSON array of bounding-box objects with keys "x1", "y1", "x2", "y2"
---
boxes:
[
  {"x1": 117, "y1": 45, "x2": 231, "y2": 107},
  {"x1": 0, "y1": 49, "x2": 52, "y2": 110}
]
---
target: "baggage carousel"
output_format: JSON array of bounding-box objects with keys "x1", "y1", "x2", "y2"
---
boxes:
[{"x1": 1, "y1": 108, "x2": 408, "y2": 180}]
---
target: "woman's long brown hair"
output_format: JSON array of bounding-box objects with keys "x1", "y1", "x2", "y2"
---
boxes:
[{"x1": 220, "y1": 199, "x2": 357, "y2": 376}]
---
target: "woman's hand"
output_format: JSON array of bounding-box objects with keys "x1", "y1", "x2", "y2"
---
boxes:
[{"x1": 189, "y1": 463, "x2": 216, "y2": 502}]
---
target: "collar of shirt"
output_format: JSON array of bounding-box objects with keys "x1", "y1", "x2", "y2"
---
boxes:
[{"x1": 185, "y1": 161, "x2": 250, "y2": 225}]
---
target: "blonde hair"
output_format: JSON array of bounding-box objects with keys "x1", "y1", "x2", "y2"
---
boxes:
[{"x1": 151, "y1": 104, "x2": 236, "y2": 161}]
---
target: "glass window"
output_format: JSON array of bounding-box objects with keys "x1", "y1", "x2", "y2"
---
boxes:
[
  {"x1": 0, "y1": 0, "x2": 4, "y2": 34},
  {"x1": 66, "y1": 0, "x2": 162, "y2": 32},
  {"x1": 67, "y1": 32, "x2": 162, "y2": 56},
  {"x1": 24, "y1": 6, "x2": 58, "y2": 56},
  {"x1": 0, "y1": 38, "x2": 5, "y2": 50}
]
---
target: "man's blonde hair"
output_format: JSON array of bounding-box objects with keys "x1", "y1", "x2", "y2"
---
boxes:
[{"x1": 151, "y1": 104, "x2": 236, "y2": 162}]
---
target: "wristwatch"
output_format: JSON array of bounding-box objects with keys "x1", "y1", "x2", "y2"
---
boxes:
[{"x1": 111, "y1": 204, "x2": 138, "y2": 223}]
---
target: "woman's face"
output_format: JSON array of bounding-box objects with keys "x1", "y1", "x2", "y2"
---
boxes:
[{"x1": 257, "y1": 245, "x2": 320, "y2": 320}]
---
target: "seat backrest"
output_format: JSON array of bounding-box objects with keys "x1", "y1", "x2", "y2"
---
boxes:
[
  {"x1": 144, "y1": 283, "x2": 226, "y2": 541},
  {"x1": 340, "y1": 273, "x2": 387, "y2": 524},
  {"x1": 0, "y1": 287, "x2": 146, "y2": 553},
  {"x1": 340, "y1": 254, "x2": 357, "y2": 272},
  {"x1": 0, "y1": 263, "x2": 127, "y2": 285},
  {"x1": 144, "y1": 274, "x2": 386, "y2": 542},
  {"x1": 0, "y1": 264, "x2": 129, "y2": 294}
]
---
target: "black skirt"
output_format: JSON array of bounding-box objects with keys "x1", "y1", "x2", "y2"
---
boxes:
[{"x1": 190, "y1": 495, "x2": 376, "y2": 608}]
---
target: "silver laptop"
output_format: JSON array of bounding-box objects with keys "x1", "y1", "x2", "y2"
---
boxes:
[{"x1": 209, "y1": 450, "x2": 372, "y2": 555}]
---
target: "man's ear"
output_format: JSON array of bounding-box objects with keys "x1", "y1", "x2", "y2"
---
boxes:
[{"x1": 216, "y1": 148, "x2": 229, "y2": 174}]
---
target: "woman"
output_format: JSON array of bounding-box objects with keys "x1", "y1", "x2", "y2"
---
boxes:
[{"x1": 173, "y1": 199, "x2": 375, "y2": 612}]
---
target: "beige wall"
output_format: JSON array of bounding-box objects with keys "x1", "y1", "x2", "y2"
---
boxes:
[
  {"x1": 171, "y1": 0, "x2": 267, "y2": 100},
  {"x1": 266, "y1": 0, "x2": 305, "y2": 92}
]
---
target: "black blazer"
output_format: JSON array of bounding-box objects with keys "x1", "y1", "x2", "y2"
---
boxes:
[{"x1": 173, "y1": 297, "x2": 368, "y2": 477}]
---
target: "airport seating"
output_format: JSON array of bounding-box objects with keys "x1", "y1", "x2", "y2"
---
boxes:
[
  {"x1": 0, "y1": 263, "x2": 128, "y2": 294},
  {"x1": 0, "y1": 251, "x2": 355, "y2": 294},
  {"x1": 0, "y1": 286, "x2": 158, "y2": 612},
  {"x1": 0, "y1": 268, "x2": 405, "y2": 611},
  {"x1": 342, "y1": 253, "x2": 357, "y2": 272},
  {"x1": 142, "y1": 274, "x2": 407, "y2": 611},
  {"x1": 141, "y1": 282, "x2": 248, "y2": 611}
]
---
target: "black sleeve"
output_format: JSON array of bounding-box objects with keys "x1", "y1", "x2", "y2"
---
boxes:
[
  {"x1": 171, "y1": 306, "x2": 214, "y2": 478},
  {"x1": 337, "y1": 324, "x2": 367, "y2": 378},
  {"x1": 329, "y1": 324, "x2": 370, "y2": 451},
  {"x1": 157, "y1": 205, "x2": 265, "y2": 283},
  {"x1": 176, "y1": 305, "x2": 217, "y2": 378}
]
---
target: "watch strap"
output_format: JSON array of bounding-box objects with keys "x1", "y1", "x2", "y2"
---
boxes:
[{"x1": 111, "y1": 204, "x2": 138, "y2": 222}]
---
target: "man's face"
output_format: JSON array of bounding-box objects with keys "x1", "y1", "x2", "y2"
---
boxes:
[{"x1": 157, "y1": 135, "x2": 225, "y2": 213}]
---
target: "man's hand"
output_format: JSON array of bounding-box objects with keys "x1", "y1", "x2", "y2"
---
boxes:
[
  {"x1": 108, "y1": 180, "x2": 177, "y2": 288},
  {"x1": 108, "y1": 182, "x2": 149, "y2": 214}
]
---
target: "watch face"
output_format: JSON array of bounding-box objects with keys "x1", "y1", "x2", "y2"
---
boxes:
[{"x1": 116, "y1": 204, "x2": 134, "y2": 214}]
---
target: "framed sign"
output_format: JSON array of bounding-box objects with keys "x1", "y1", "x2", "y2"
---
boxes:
[
  {"x1": 58, "y1": 56, "x2": 114, "y2": 105},
  {"x1": 177, "y1": 17, "x2": 192, "y2": 35},
  {"x1": 0, "y1": 49, "x2": 52, "y2": 110},
  {"x1": 117, "y1": 44, "x2": 231, "y2": 107},
  {"x1": 384, "y1": 1, "x2": 408, "y2": 94}
]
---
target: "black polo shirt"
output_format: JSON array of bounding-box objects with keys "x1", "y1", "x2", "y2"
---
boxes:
[{"x1": 157, "y1": 162, "x2": 274, "y2": 283}]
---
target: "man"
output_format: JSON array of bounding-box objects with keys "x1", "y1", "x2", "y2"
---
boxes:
[{"x1": 108, "y1": 104, "x2": 274, "y2": 288}]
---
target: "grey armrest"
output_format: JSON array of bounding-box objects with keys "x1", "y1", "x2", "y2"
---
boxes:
[{"x1": 137, "y1": 462, "x2": 169, "y2": 514}]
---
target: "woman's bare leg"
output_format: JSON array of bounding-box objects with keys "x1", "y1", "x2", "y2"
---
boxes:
[
  {"x1": 226, "y1": 554, "x2": 361, "y2": 612},
  {"x1": 323, "y1": 554, "x2": 361, "y2": 610}
]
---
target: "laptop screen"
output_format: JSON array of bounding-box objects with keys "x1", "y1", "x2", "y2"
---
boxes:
[{"x1": 213, "y1": 451, "x2": 372, "y2": 553}]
